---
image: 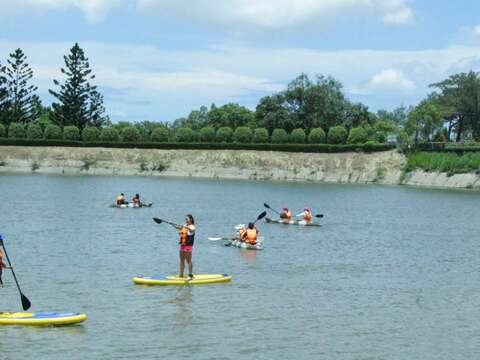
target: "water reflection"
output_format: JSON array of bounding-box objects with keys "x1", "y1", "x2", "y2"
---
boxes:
[{"x1": 167, "y1": 286, "x2": 193, "y2": 332}]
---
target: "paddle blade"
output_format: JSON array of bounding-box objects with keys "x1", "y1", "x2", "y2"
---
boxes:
[
  {"x1": 257, "y1": 211, "x2": 267, "y2": 221},
  {"x1": 263, "y1": 203, "x2": 271, "y2": 209},
  {"x1": 152, "y1": 217, "x2": 163, "y2": 224},
  {"x1": 315, "y1": 214, "x2": 324, "y2": 218},
  {"x1": 21, "y1": 293, "x2": 31, "y2": 311}
]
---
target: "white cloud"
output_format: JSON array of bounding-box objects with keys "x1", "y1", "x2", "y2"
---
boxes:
[
  {"x1": 0, "y1": 0, "x2": 120, "y2": 23},
  {"x1": 353, "y1": 69, "x2": 415, "y2": 95},
  {"x1": 472, "y1": 25, "x2": 480, "y2": 36},
  {"x1": 137, "y1": 0, "x2": 414, "y2": 28}
]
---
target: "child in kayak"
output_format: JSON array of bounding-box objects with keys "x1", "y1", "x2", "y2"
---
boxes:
[
  {"x1": 296, "y1": 208, "x2": 313, "y2": 223},
  {"x1": 0, "y1": 249, "x2": 12, "y2": 287},
  {"x1": 175, "y1": 214, "x2": 196, "y2": 279},
  {"x1": 242, "y1": 223, "x2": 259, "y2": 245},
  {"x1": 235, "y1": 224, "x2": 247, "y2": 242},
  {"x1": 132, "y1": 194, "x2": 141, "y2": 206},
  {"x1": 116, "y1": 193, "x2": 126, "y2": 205}
]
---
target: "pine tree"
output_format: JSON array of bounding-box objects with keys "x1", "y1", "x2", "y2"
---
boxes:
[
  {"x1": 50, "y1": 43, "x2": 106, "y2": 129},
  {"x1": 4, "y1": 49, "x2": 39, "y2": 124},
  {"x1": 0, "y1": 61, "x2": 8, "y2": 124}
]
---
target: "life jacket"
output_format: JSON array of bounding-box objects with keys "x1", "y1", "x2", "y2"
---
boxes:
[
  {"x1": 179, "y1": 225, "x2": 195, "y2": 246},
  {"x1": 303, "y1": 212, "x2": 312, "y2": 222},
  {"x1": 245, "y1": 228, "x2": 257, "y2": 245},
  {"x1": 116, "y1": 195, "x2": 124, "y2": 205},
  {"x1": 283, "y1": 211, "x2": 292, "y2": 221}
]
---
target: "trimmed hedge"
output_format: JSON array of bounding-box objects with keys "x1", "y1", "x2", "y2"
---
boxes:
[
  {"x1": 8, "y1": 123, "x2": 25, "y2": 139},
  {"x1": 99, "y1": 128, "x2": 120, "y2": 142},
  {"x1": 216, "y1": 127, "x2": 233, "y2": 143},
  {"x1": 327, "y1": 126, "x2": 348, "y2": 145},
  {"x1": 199, "y1": 127, "x2": 215, "y2": 142},
  {"x1": 271, "y1": 129, "x2": 288, "y2": 144},
  {"x1": 82, "y1": 127, "x2": 100, "y2": 142},
  {"x1": 0, "y1": 124, "x2": 5, "y2": 138},
  {"x1": 44, "y1": 124, "x2": 62, "y2": 140},
  {"x1": 308, "y1": 128, "x2": 326, "y2": 144},
  {"x1": 0, "y1": 138, "x2": 396, "y2": 153},
  {"x1": 151, "y1": 127, "x2": 170, "y2": 143},
  {"x1": 121, "y1": 126, "x2": 141, "y2": 142},
  {"x1": 175, "y1": 127, "x2": 194, "y2": 143},
  {"x1": 27, "y1": 123, "x2": 43, "y2": 139},
  {"x1": 290, "y1": 128, "x2": 306, "y2": 143},
  {"x1": 347, "y1": 127, "x2": 367, "y2": 144},
  {"x1": 234, "y1": 126, "x2": 253, "y2": 143},
  {"x1": 63, "y1": 126, "x2": 80, "y2": 141},
  {"x1": 253, "y1": 128, "x2": 269, "y2": 143}
]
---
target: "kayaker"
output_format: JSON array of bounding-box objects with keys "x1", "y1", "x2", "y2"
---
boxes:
[
  {"x1": 132, "y1": 193, "x2": 141, "y2": 206},
  {"x1": 175, "y1": 214, "x2": 196, "y2": 279},
  {"x1": 296, "y1": 208, "x2": 313, "y2": 223},
  {"x1": 116, "y1": 193, "x2": 126, "y2": 205},
  {"x1": 242, "y1": 223, "x2": 258, "y2": 245},
  {"x1": 280, "y1": 207, "x2": 292, "y2": 223},
  {"x1": 235, "y1": 224, "x2": 247, "y2": 242},
  {"x1": 0, "y1": 249, "x2": 12, "y2": 288}
]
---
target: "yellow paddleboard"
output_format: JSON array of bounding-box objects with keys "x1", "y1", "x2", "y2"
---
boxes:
[
  {"x1": 133, "y1": 274, "x2": 232, "y2": 286},
  {"x1": 0, "y1": 312, "x2": 87, "y2": 326}
]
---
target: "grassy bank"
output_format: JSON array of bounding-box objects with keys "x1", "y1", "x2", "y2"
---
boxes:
[{"x1": 406, "y1": 152, "x2": 480, "y2": 175}]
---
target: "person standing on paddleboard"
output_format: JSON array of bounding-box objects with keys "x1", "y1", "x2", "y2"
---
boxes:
[
  {"x1": 0, "y1": 248, "x2": 12, "y2": 287},
  {"x1": 175, "y1": 214, "x2": 196, "y2": 279}
]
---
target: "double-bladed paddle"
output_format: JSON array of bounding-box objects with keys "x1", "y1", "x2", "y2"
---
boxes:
[{"x1": 0, "y1": 235, "x2": 31, "y2": 311}]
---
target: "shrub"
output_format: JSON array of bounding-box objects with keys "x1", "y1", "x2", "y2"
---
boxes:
[
  {"x1": 253, "y1": 128, "x2": 269, "y2": 143},
  {"x1": 271, "y1": 129, "x2": 288, "y2": 144},
  {"x1": 199, "y1": 127, "x2": 215, "y2": 142},
  {"x1": 44, "y1": 124, "x2": 62, "y2": 140},
  {"x1": 82, "y1": 127, "x2": 100, "y2": 142},
  {"x1": 216, "y1": 127, "x2": 233, "y2": 143},
  {"x1": 175, "y1": 127, "x2": 194, "y2": 143},
  {"x1": 8, "y1": 123, "x2": 25, "y2": 139},
  {"x1": 0, "y1": 124, "x2": 6, "y2": 138},
  {"x1": 234, "y1": 126, "x2": 253, "y2": 143},
  {"x1": 364, "y1": 140, "x2": 376, "y2": 146},
  {"x1": 121, "y1": 126, "x2": 141, "y2": 142},
  {"x1": 327, "y1": 126, "x2": 347, "y2": 144},
  {"x1": 376, "y1": 131, "x2": 387, "y2": 143},
  {"x1": 308, "y1": 128, "x2": 326, "y2": 144},
  {"x1": 151, "y1": 127, "x2": 170, "y2": 142},
  {"x1": 347, "y1": 127, "x2": 368, "y2": 144},
  {"x1": 63, "y1": 125, "x2": 80, "y2": 141},
  {"x1": 26, "y1": 123, "x2": 43, "y2": 139},
  {"x1": 99, "y1": 127, "x2": 120, "y2": 142},
  {"x1": 289, "y1": 128, "x2": 306, "y2": 143}
]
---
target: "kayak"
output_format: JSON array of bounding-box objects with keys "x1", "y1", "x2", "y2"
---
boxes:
[
  {"x1": 110, "y1": 202, "x2": 153, "y2": 208},
  {"x1": 0, "y1": 312, "x2": 87, "y2": 326},
  {"x1": 225, "y1": 238, "x2": 264, "y2": 250},
  {"x1": 265, "y1": 217, "x2": 321, "y2": 227},
  {"x1": 133, "y1": 274, "x2": 232, "y2": 286}
]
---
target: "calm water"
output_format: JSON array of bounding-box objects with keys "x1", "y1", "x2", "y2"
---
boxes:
[{"x1": 0, "y1": 174, "x2": 479, "y2": 360}]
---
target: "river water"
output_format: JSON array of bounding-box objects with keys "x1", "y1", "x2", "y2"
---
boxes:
[{"x1": 0, "y1": 174, "x2": 479, "y2": 360}]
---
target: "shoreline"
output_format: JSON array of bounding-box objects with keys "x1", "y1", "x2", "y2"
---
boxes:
[{"x1": 0, "y1": 146, "x2": 479, "y2": 191}]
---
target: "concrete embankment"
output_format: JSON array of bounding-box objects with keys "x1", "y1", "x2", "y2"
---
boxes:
[{"x1": 0, "y1": 146, "x2": 479, "y2": 190}]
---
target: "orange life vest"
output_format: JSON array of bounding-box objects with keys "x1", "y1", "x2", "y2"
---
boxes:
[
  {"x1": 303, "y1": 212, "x2": 312, "y2": 222},
  {"x1": 179, "y1": 227, "x2": 188, "y2": 245},
  {"x1": 245, "y1": 228, "x2": 257, "y2": 244},
  {"x1": 283, "y1": 211, "x2": 292, "y2": 221}
]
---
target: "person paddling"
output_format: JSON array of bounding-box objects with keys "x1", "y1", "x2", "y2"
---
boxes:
[
  {"x1": 242, "y1": 222, "x2": 259, "y2": 246},
  {"x1": 0, "y1": 249, "x2": 12, "y2": 288},
  {"x1": 280, "y1": 207, "x2": 292, "y2": 223},
  {"x1": 174, "y1": 214, "x2": 196, "y2": 279},
  {"x1": 116, "y1": 193, "x2": 126, "y2": 205},
  {"x1": 132, "y1": 193, "x2": 141, "y2": 206},
  {"x1": 296, "y1": 208, "x2": 313, "y2": 223}
]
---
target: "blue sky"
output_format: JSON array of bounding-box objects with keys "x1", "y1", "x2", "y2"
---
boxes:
[{"x1": 1, "y1": 0, "x2": 480, "y2": 123}]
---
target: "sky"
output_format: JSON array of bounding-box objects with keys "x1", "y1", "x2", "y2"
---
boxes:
[{"x1": 1, "y1": 0, "x2": 480, "y2": 123}]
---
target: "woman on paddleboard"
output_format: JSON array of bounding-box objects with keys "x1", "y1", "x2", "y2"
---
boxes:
[
  {"x1": 175, "y1": 214, "x2": 196, "y2": 279},
  {"x1": 0, "y1": 248, "x2": 12, "y2": 287}
]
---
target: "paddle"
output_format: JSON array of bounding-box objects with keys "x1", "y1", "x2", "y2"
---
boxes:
[
  {"x1": 152, "y1": 217, "x2": 181, "y2": 228},
  {"x1": 315, "y1": 214, "x2": 324, "y2": 218},
  {"x1": 0, "y1": 235, "x2": 31, "y2": 311},
  {"x1": 209, "y1": 211, "x2": 267, "y2": 242},
  {"x1": 263, "y1": 203, "x2": 281, "y2": 215}
]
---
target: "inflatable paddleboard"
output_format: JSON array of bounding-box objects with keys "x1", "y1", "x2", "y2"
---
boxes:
[
  {"x1": 0, "y1": 312, "x2": 87, "y2": 326},
  {"x1": 133, "y1": 274, "x2": 232, "y2": 286}
]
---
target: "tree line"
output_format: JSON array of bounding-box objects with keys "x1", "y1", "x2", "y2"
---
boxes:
[{"x1": 1, "y1": 42, "x2": 480, "y2": 145}]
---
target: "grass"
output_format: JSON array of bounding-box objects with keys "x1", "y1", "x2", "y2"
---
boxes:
[{"x1": 406, "y1": 152, "x2": 480, "y2": 176}]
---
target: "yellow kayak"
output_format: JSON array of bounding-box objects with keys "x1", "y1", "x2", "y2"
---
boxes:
[
  {"x1": 133, "y1": 274, "x2": 232, "y2": 286},
  {"x1": 0, "y1": 312, "x2": 87, "y2": 326}
]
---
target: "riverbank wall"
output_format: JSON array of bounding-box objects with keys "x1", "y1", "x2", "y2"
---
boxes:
[{"x1": 0, "y1": 146, "x2": 479, "y2": 190}]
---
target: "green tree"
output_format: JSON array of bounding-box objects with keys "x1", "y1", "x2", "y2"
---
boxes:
[
  {"x1": 121, "y1": 126, "x2": 141, "y2": 142},
  {"x1": 234, "y1": 126, "x2": 253, "y2": 143},
  {"x1": 3, "y1": 49, "x2": 40, "y2": 124},
  {"x1": 99, "y1": 127, "x2": 119, "y2": 142},
  {"x1": 0, "y1": 61, "x2": 8, "y2": 123},
  {"x1": 289, "y1": 128, "x2": 306, "y2": 143},
  {"x1": 44, "y1": 124, "x2": 62, "y2": 139},
  {"x1": 82, "y1": 126, "x2": 100, "y2": 141},
  {"x1": 207, "y1": 103, "x2": 254, "y2": 129},
  {"x1": 327, "y1": 126, "x2": 348, "y2": 144},
  {"x1": 151, "y1": 127, "x2": 170, "y2": 142},
  {"x1": 253, "y1": 128, "x2": 269, "y2": 143},
  {"x1": 63, "y1": 125, "x2": 80, "y2": 141},
  {"x1": 175, "y1": 127, "x2": 194, "y2": 142},
  {"x1": 405, "y1": 99, "x2": 442, "y2": 145},
  {"x1": 26, "y1": 123, "x2": 43, "y2": 139},
  {"x1": 308, "y1": 128, "x2": 326, "y2": 144},
  {"x1": 271, "y1": 128, "x2": 288, "y2": 143},
  {"x1": 199, "y1": 127, "x2": 216, "y2": 142},
  {"x1": 174, "y1": 106, "x2": 209, "y2": 130},
  {"x1": 347, "y1": 127, "x2": 367, "y2": 144},
  {"x1": 0, "y1": 124, "x2": 6, "y2": 137},
  {"x1": 8, "y1": 123, "x2": 25, "y2": 138},
  {"x1": 216, "y1": 126, "x2": 233, "y2": 142},
  {"x1": 50, "y1": 43, "x2": 107, "y2": 129}
]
